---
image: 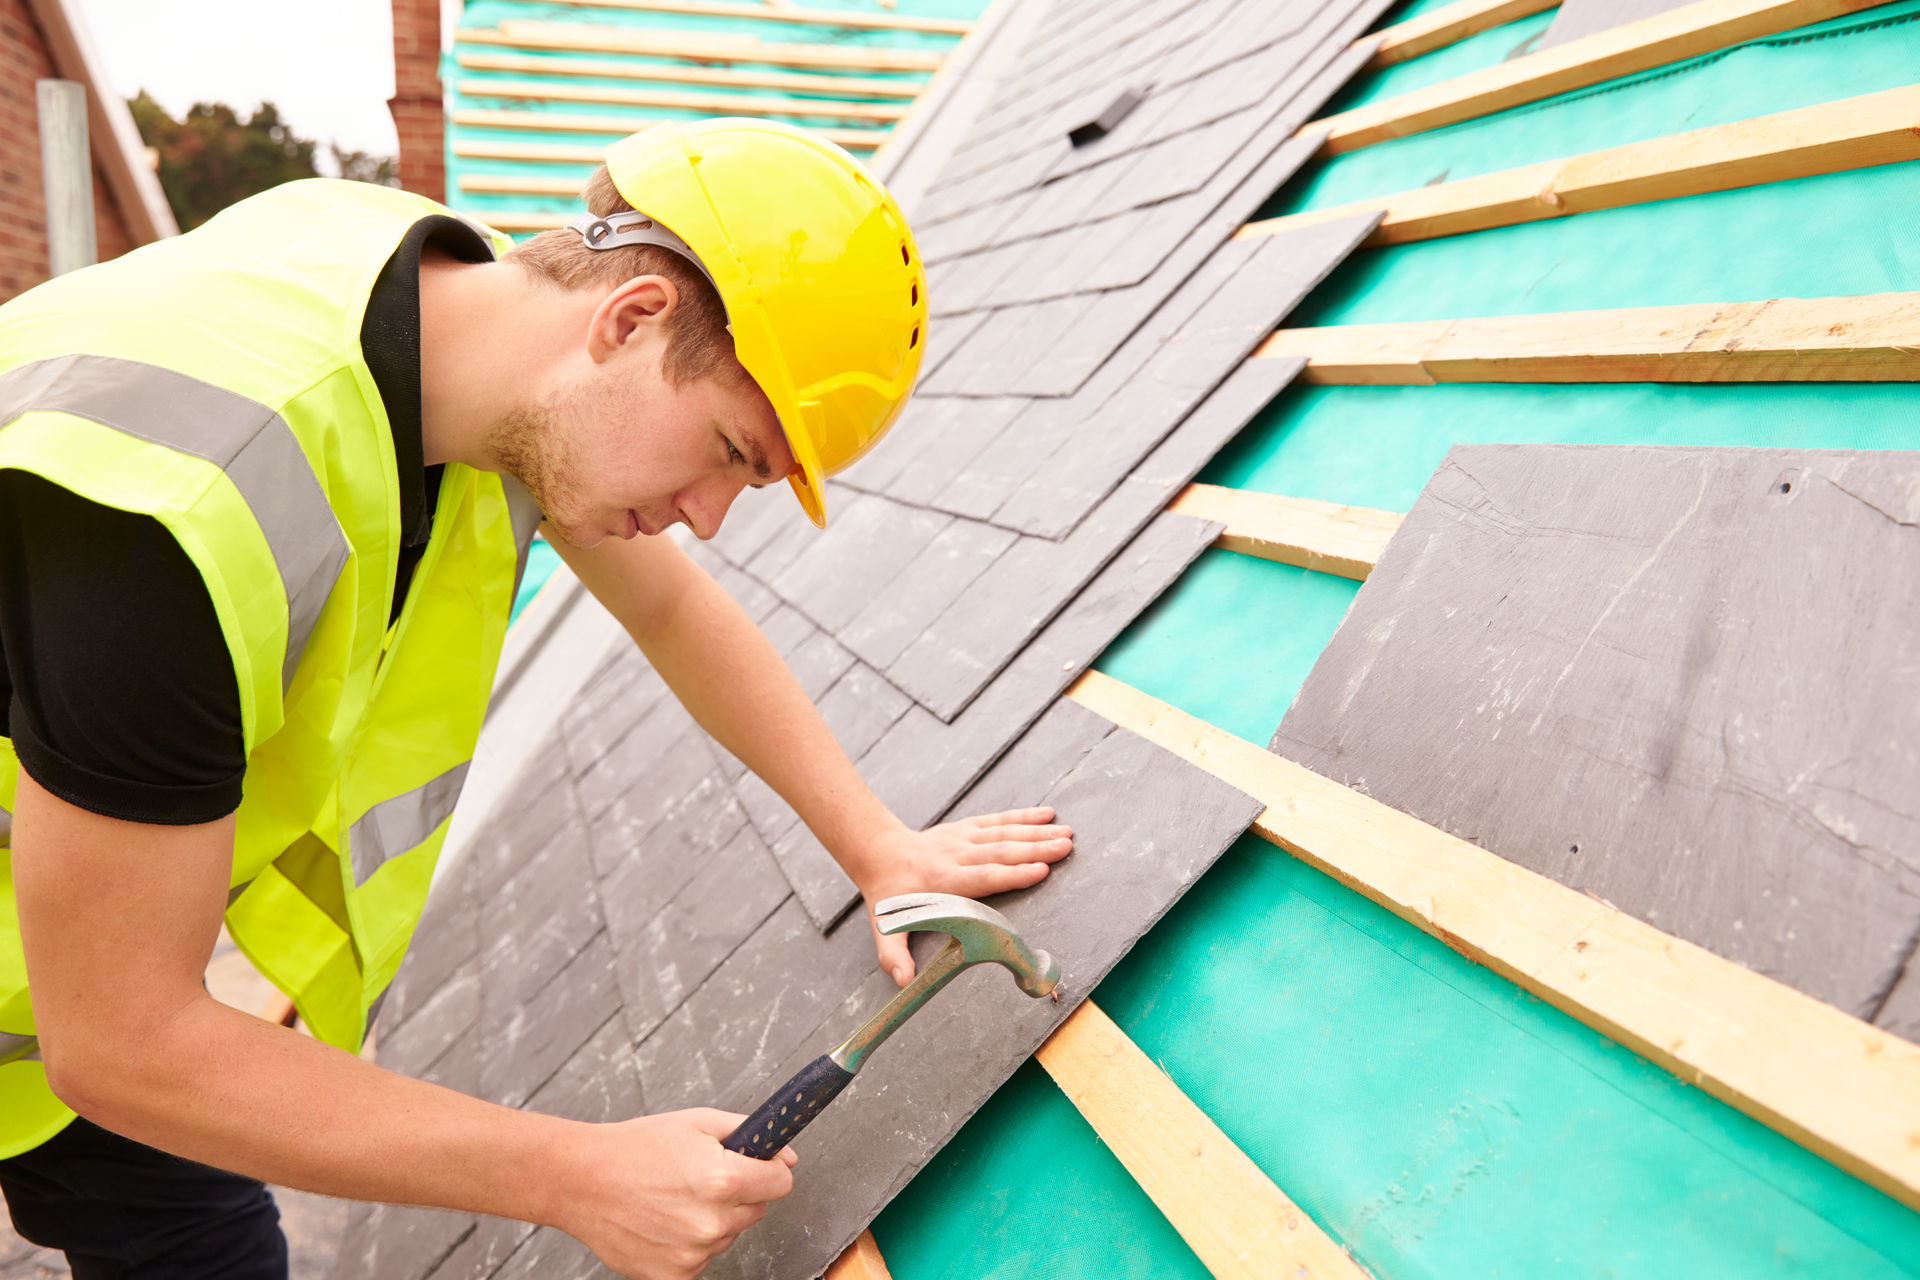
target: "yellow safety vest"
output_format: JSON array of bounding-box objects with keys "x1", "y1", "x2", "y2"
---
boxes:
[{"x1": 0, "y1": 180, "x2": 539, "y2": 1157}]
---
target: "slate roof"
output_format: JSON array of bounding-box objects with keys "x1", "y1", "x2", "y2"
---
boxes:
[{"x1": 337, "y1": 0, "x2": 1400, "y2": 1274}]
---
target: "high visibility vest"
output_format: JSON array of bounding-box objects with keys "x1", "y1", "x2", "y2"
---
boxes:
[{"x1": 0, "y1": 180, "x2": 540, "y2": 1158}]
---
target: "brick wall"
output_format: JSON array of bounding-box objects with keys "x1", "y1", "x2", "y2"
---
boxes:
[
  {"x1": 0, "y1": 0, "x2": 137, "y2": 301},
  {"x1": 389, "y1": 0, "x2": 444, "y2": 202}
]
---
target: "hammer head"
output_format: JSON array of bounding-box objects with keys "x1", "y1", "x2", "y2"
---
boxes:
[{"x1": 873, "y1": 893, "x2": 1061, "y2": 998}]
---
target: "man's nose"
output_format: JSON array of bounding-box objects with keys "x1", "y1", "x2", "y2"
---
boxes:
[{"x1": 685, "y1": 474, "x2": 748, "y2": 540}]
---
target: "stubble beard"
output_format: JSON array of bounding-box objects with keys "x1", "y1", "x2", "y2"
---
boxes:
[{"x1": 487, "y1": 398, "x2": 597, "y2": 548}]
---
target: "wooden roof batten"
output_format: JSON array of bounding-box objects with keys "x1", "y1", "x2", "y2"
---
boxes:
[
  {"x1": 1362, "y1": 0, "x2": 1562, "y2": 69},
  {"x1": 1306, "y1": 0, "x2": 1895, "y2": 154},
  {"x1": 458, "y1": 22, "x2": 948, "y2": 72},
  {"x1": 1067, "y1": 669, "x2": 1920, "y2": 1214},
  {"x1": 1245, "y1": 84, "x2": 1920, "y2": 246},
  {"x1": 455, "y1": 78, "x2": 908, "y2": 121},
  {"x1": 527, "y1": 0, "x2": 974, "y2": 36},
  {"x1": 1255, "y1": 292, "x2": 1920, "y2": 384},
  {"x1": 454, "y1": 50, "x2": 925, "y2": 98}
]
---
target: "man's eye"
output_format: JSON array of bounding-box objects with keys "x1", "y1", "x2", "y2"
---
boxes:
[{"x1": 727, "y1": 441, "x2": 745, "y2": 465}]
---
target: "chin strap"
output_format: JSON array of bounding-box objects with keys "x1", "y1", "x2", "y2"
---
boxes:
[{"x1": 569, "y1": 211, "x2": 720, "y2": 294}]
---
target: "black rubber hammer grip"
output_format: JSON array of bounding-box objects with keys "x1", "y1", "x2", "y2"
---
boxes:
[{"x1": 721, "y1": 1054, "x2": 855, "y2": 1159}]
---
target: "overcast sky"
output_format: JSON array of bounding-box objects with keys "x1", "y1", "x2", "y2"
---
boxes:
[{"x1": 68, "y1": 0, "x2": 463, "y2": 173}]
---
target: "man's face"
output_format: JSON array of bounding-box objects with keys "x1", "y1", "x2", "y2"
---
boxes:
[{"x1": 496, "y1": 288, "x2": 797, "y2": 548}]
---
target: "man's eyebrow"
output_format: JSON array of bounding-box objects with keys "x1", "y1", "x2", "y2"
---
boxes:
[{"x1": 749, "y1": 439, "x2": 771, "y2": 481}]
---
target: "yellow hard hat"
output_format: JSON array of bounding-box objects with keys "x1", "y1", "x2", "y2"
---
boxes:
[{"x1": 601, "y1": 119, "x2": 927, "y2": 527}]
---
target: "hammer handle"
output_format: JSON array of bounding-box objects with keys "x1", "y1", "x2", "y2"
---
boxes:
[{"x1": 721, "y1": 1054, "x2": 855, "y2": 1160}]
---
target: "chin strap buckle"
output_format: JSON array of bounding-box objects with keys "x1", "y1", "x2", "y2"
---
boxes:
[{"x1": 569, "y1": 211, "x2": 720, "y2": 294}]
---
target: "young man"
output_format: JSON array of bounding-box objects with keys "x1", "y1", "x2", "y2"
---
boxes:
[{"x1": 0, "y1": 120, "x2": 1072, "y2": 1278}]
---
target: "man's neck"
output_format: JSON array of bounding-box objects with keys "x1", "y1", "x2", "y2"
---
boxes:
[{"x1": 417, "y1": 252, "x2": 589, "y2": 471}]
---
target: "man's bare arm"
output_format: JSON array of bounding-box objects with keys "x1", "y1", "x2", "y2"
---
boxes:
[
  {"x1": 552, "y1": 526, "x2": 1074, "y2": 982},
  {"x1": 10, "y1": 770, "x2": 793, "y2": 1279}
]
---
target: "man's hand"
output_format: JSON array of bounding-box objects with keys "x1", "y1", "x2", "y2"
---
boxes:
[
  {"x1": 560, "y1": 1110, "x2": 797, "y2": 1280},
  {"x1": 852, "y1": 808, "x2": 1074, "y2": 986}
]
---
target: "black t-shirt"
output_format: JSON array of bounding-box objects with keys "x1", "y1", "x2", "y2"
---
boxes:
[{"x1": 0, "y1": 215, "x2": 494, "y2": 826}]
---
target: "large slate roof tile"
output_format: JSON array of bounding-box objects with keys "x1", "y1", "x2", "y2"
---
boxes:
[
  {"x1": 838, "y1": 517, "x2": 1020, "y2": 672},
  {"x1": 817, "y1": 663, "x2": 915, "y2": 763},
  {"x1": 861, "y1": 510, "x2": 1221, "y2": 828},
  {"x1": 882, "y1": 397, "x2": 1023, "y2": 508},
  {"x1": 485, "y1": 1226, "x2": 605, "y2": 1280},
  {"x1": 699, "y1": 722, "x2": 1265, "y2": 1280},
  {"x1": 523, "y1": 1010, "x2": 646, "y2": 1126},
  {"x1": 992, "y1": 216, "x2": 1379, "y2": 538},
  {"x1": 772, "y1": 494, "x2": 952, "y2": 634},
  {"x1": 886, "y1": 358, "x2": 1301, "y2": 721},
  {"x1": 477, "y1": 820, "x2": 604, "y2": 1017},
  {"x1": 377, "y1": 962, "x2": 480, "y2": 1082},
  {"x1": 418, "y1": 1218, "x2": 534, "y2": 1280},
  {"x1": 615, "y1": 823, "x2": 793, "y2": 1043},
  {"x1": 595, "y1": 768, "x2": 748, "y2": 944},
  {"x1": 478, "y1": 930, "x2": 624, "y2": 1110},
  {"x1": 558, "y1": 651, "x2": 671, "y2": 776},
  {"x1": 767, "y1": 819, "x2": 861, "y2": 931},
  {"x1": 635, "y1": 896, "x2": 878, "y2": 1115},
  {"x1": 329, "y1": 1204, "x2": 474, "y2": 1280},
  {"x1": 572, "y1": 697, "x2": 700, "y2": 829}
]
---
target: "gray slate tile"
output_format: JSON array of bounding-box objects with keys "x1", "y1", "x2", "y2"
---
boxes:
[
  {"x1": 611, "y1": 822, "x2": 793, "y2": 1042},
  {"x1": 991, "y1": 213, "x2": 1379, "y2": 538},
  {"x1": 486, "y1": 1227, "x2": 608, "y2": 1280},
  {"x1": 768, "y1": 821, "x2": 862, "y2": 933},
  {"x1": 328, "y1": 1203, "x2": 472, "y2": 1280},
  {"x1": 861, "y1": 510, "x2": 1223, "y2": 831},
  {"x1": 421, "y1": 1218, "x2": 534, "y2": 1280},
  {"x1": 635, "y1": 896, "x2": 877, "y2": 1115},
  {"x1": 838, "y1": 518, "x2": 1021, "y2": 673},
  {"x1": 772, "y1": 494, "x2": 951, "y2": 635},
  {"x1": 1272, "y1": 444, "x2": 1920, "y2": 1028},
  {"x1": 524, "y1": 1011, "x2": 645, "y2": 1125},
  {"x1": 478, "y1": 931, "x2": 624, "y2": 1110},
  {"x1": 701, "y1": 723, "x2": 1264, "y2": 1280},
  {"x1": 478, "y1": 821, "x2": 604, "y2": 1018},
  {"x1": 888, "y1": 357, "x2": 1303, "y2": 721}
]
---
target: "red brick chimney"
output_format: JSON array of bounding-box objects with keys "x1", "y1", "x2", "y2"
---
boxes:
[{"x1": 389, "y1": 0, "x2": 444, "y2": 202}]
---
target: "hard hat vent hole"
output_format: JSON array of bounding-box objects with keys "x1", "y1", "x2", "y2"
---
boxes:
[
  {"x1": 900, "y1": 243, "x2": 910, "y2": 265},
  {"x1": 909, "y1": 326, "x2": 920, "y2": 349},
  {"x1": 911, "y1": 282, "x2": 919, "y2": 306}
]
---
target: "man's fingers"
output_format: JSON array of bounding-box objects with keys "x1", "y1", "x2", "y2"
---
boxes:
[
  {"x1": 724, "y1": 1148, "x2": 797, "y2": 1205},
  {"x1": 873, "y1": 927, "x2": 914, "y2": 987},
  {"x1": 961, "y1": 806, "x2": 1055, "y2": 830},
  {"x1": 961, "y1": 839, "x2": 1073, "y2": 867},
  {"x1": 965, "y1": 823, "x2": 1072, "y2": 847},
  {"x1": 949, "y1": 861, "x2": 1052, "y2": 897}
]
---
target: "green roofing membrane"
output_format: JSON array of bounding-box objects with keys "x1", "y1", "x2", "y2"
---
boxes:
[
  {"x1": 1272, "y1": 0, "x2": 1920, "y2": 218},
  {"x1": 873, "y1": 5, "x2": 1920, "y2": 1278},
  {"x1": 446, "y1": 0, "x2": 981, "y2": 233}
]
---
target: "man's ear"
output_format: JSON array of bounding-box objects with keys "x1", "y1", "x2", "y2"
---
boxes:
[{"x1": 586, "y1": 274, "x2": 678, "y2": 364}]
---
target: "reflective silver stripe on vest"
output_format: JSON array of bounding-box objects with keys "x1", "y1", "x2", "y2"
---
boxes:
[
  {"x1": 501, "y1": 472, "x2": 544, "y2": 597},
  {"x1": 0, "y1": 355, "x2": 350, "y2": 692},
  {"x1": 348, "y1": 760, "x2": 470, "y2": 886},
  {"x1": 0, "y1": 1032, "x2": 39, "y2": 1067}
]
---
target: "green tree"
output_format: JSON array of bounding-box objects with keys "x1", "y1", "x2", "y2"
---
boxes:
[
  {"x1": 128, "y1": 93, "x2": 326, "y2": 230},
  {"x1": 329, "y1": 144, "x2": 399, "y2": 188}
]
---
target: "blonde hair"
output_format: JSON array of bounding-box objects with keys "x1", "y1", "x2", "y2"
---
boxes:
[{"x1": 509, "y1": 166, "x2": 747, "y2": 389}]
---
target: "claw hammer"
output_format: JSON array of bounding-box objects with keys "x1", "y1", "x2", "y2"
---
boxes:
[{"x1": 721, "y1": 893, "x2": 1062, "y2": 1159}]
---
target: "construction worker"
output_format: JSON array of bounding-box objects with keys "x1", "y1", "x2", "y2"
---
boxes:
[{"x1": 0, "y1": 120, "x2": 1073, "y2": 1278}]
